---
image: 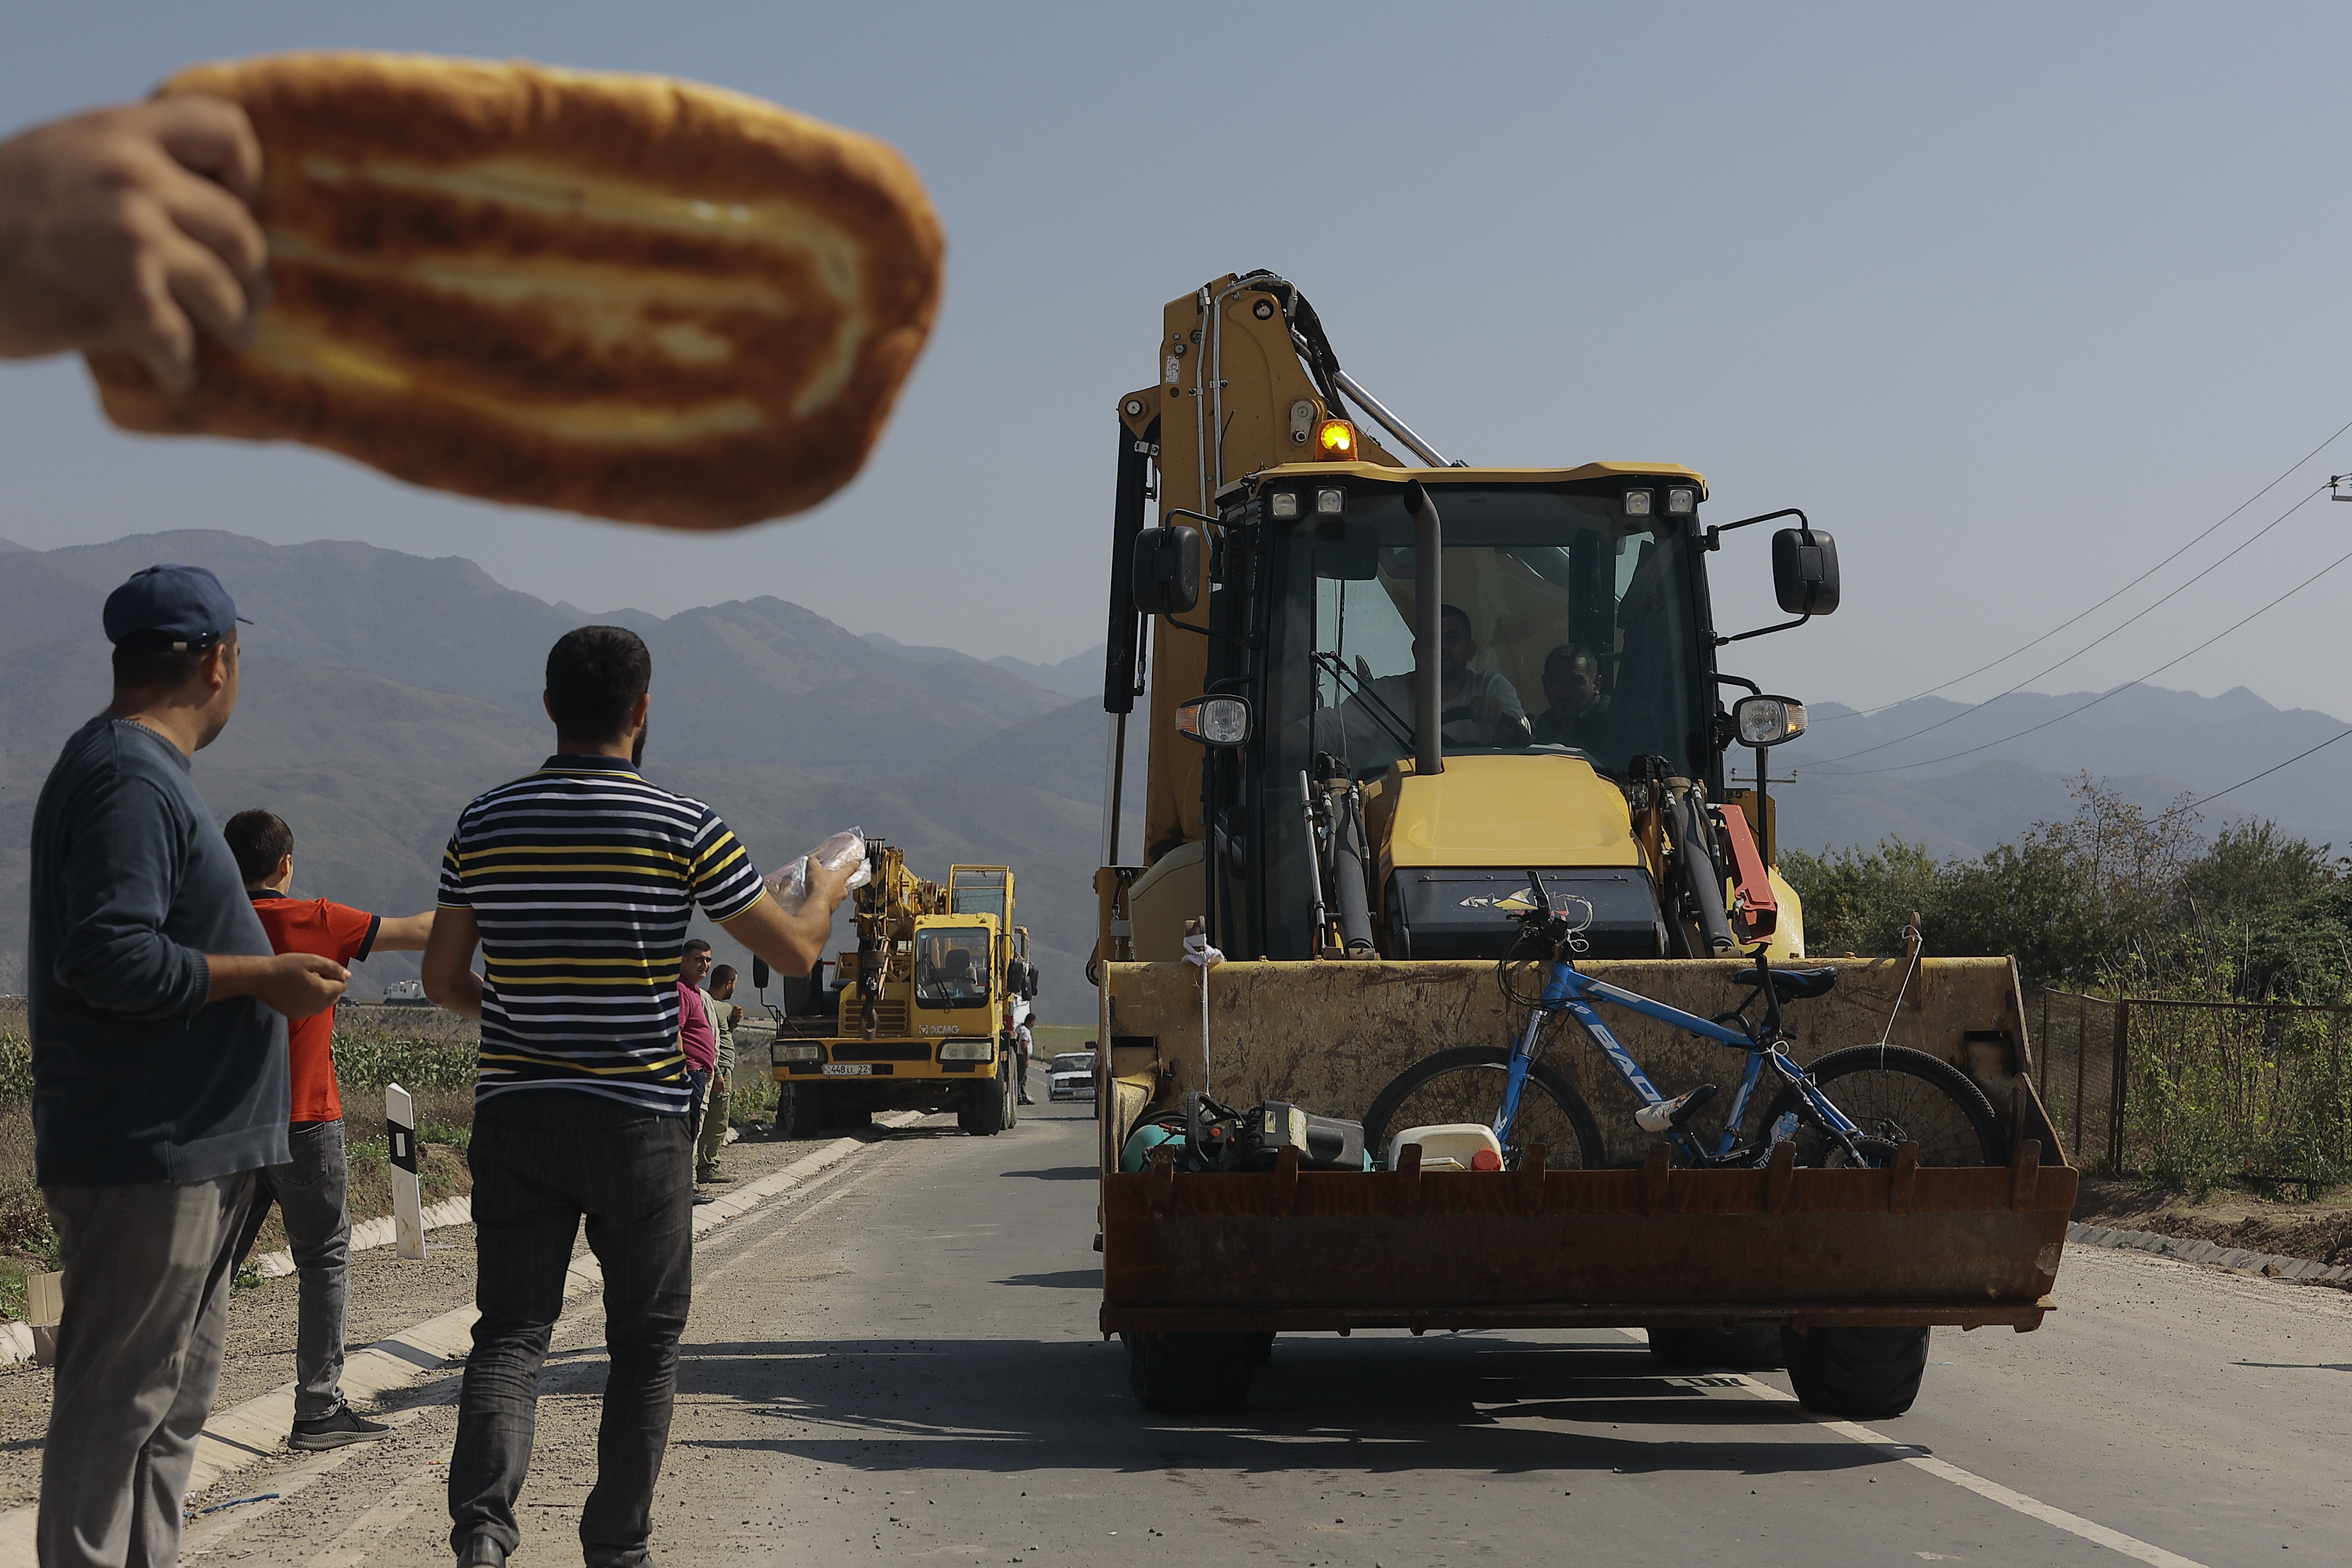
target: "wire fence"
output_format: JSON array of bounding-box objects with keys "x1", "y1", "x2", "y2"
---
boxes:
[{"x1": 2036, "y1": 989, "x2": 2352, "y2": 1191}]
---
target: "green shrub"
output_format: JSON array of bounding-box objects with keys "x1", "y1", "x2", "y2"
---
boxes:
[
  {"x1": 728, "y1": 1071, "x2": 779, "y2": 1125},
  {"x1": 2123, "y1": 1000, "x2": 2352, "y2": 1192},
  {"x1": 0, "y1": 1030, "x2": 33, "y2": 1106}
]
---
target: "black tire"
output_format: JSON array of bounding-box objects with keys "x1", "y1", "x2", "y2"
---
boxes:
[
  {"x1": 958, "y1": 1075, "x2": 1008, "y2": 1136},
  {"x1": 1245, "y1": 1331, "x2": 1275, "y2": 1367},
  {"x1": 825, "y1": 1104, "x2": 874, "y2": 1133},
  {"x1": 1122, "y1": 1332, "x2": 1257, "y2": 1413},
  {"x1": 1762, "y1": 1045, "x2": 2005, "y2": 1168},
  {"x1": 1363, "y1": 1046, "x2": 1607, "y2": 1171},
  {"x1": 1782, "y1": 1325, "x2": 1931, "y2": 1419},
  {"x1": 772, "y1": 1084, "x2": 822, "y2": 1140},
  {"x1": 1647, "y1": 1326, "x2": 1785, "y2": 1370}
]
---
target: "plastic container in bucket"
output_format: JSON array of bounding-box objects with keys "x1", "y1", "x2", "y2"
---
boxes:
[{"x1": 1386, "y1": 1123, "x2": 1504, "y2": 1172}]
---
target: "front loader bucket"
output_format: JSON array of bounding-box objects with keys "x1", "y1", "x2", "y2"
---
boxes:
[
  {"x1": 1097, "y1": 956, "x2": 2075, "y2": 1337},
  {"x1": 1100, "y1": 1142, "x2": 2072, "y2": 1335}
]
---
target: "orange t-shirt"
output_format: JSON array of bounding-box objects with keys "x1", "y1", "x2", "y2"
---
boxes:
[{"x1": 248, "y1": 892, "x2": 379, "y2": 1123}]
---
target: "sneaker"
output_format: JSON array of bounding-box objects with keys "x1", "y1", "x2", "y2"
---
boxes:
[
  {"x1": 697, "y1": 1165, "x2": 731, "y2": 1184},
  {"x1": 288, "y1": 1406, "x2": 390, "y2": 1450}
]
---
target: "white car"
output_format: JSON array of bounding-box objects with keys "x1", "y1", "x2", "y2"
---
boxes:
[{"x1": 1048, "y1": 1050, "x2": 1097, "y2": 1102}]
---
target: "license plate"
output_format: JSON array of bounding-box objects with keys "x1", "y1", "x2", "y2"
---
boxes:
[{"x1": 820, "y1": 1063, "x2": 873, "y2": 1076}]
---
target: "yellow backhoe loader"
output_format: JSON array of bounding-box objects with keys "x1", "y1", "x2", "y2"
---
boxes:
[{"x1": 1091, "y1": 271, "x2": 2075, "y2": 1417}]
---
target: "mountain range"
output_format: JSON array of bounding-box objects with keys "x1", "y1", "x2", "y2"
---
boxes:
[
  {"x1": 0, "y1": 532, "x2": 1117, "y2": 1011},
  {"x1": 1771, "y1": 684, "x2": 2352, "y2": 859},
  {"x1": 5, "y1": 529, "x2": 2346, "y2": 1008}
]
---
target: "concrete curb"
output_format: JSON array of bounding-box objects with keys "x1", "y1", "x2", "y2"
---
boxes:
[
  {"x1": 0, "y1": 1113, "x2": 927, "y2": 1565},
  {"x1": 2067, "y1": 1220, "x2": 2352, "y2": 1284},
  {"x1": 252, "y1": 1195, "x2": 477, "y2": 1281}
]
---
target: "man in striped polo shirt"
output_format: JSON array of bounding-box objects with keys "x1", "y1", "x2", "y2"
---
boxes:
[{"x1": 422, "y1": 626, "x2": 848, "y2": 1568}]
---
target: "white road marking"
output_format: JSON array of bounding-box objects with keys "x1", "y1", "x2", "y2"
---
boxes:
[{"x1": 1620, "y1": 1330, "x2": 2212, "y2": 1568}]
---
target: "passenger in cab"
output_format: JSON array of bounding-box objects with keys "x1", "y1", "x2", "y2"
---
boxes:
[{"x1": 1531, "y1": 644, "x2": 1611, "y2": 752}]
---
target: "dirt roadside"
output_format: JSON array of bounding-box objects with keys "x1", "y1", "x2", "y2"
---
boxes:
[
  {"x1": 2072, "y1": 1176, "x2": 2352, "y2": 1270},
  {"x1": 0, "y1": 1121, "x2": 835, "y2": 1514}
]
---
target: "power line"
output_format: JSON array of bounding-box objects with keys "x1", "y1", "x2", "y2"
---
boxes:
[
  {"x1": 1821, "y1": 533, "x2": 2352, "y2": 776},
  {"x1": 1816, "y1": 483, "x2": 2329, "y2": 765},
  {"x1": 1815, "y1": 413, "x2": 2352, "y2": 723},
  {"x1": 2189, "y1": 727, "x2": 2352, "y2": 808}
]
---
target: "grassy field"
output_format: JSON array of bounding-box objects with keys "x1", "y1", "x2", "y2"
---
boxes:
[
  {"x1": 0, "y1": 1003, "x2": 489, "y2": 1319},
  {"x1": 1032, "y1": 1024, "x2": 1097, "y2": 1054}
]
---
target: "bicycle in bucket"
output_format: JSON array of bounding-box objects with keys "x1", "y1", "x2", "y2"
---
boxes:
[
  {"x1": 1361, "y1": 872, "x2": 2009, "y2": 1388},
  {"x1": 1363, "y1": 871, "x2": 2005, "y2": 1179}
]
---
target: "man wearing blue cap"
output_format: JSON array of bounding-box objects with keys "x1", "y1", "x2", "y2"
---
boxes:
[{"x1": 28, "y1": 564, "x2": 349, "y2": 1568}]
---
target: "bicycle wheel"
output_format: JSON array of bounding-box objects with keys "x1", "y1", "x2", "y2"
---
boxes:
[
  {"x1": 1761, "y1": 1045, "x2": 2004, "y2": 1167},
  {"x1": 1363, "y1": 1046, "x2": 1607, "y2": 1171}
]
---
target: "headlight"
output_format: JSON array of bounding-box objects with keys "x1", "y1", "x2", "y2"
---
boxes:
[
  {"x1": 1733, "y1": 694, "x2": 1809, "y2": 747},
  {"x1": 1174, "y1": 694, "x2": 1251, "y2": 747},
  {"x1": 1268, "y1": 491, "x2": 1301, "y2": 520},
  {"x1": 771, "y1": 1042, "x2": 822, "y2": 1064},
  {"x1": 939, "y1": 1040, "x2": 995, "y2": 1061}
]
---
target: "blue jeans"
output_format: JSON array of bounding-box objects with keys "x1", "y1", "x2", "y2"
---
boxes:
[{"x1": 448, "y1": 1092, "x2": 693, "y2": 1566}]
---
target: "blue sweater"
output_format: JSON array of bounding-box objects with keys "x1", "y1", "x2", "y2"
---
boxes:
[{"x1": 27, "y1": 717, "x2": 288, "y2": 1186}]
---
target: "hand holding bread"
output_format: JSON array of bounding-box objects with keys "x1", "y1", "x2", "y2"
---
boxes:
[
  {"x1": 86, "y1": 53, "x2": 945, "y2": 531},
  {"x1": 0, "y1": 97, "x2": 269, "y2": 392}
]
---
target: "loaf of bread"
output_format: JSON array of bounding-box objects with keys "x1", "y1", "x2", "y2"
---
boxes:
[{"x1": 88, "y1": 53, "x2": 944, "y2": 530}]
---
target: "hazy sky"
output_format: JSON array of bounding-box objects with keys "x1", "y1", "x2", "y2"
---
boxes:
[{"x1": 7, "y1": 2, "x2": 2352, "y2": 738}]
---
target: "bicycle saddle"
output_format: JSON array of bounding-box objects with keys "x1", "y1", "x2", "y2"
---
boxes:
[{"x1": 1733, "y1": 966, "x2": 1838, "y2": 1001}]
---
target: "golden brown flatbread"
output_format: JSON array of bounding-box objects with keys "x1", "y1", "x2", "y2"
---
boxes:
[{"x1": 88, "y1": 53, "x2": 945, "y2": 531}]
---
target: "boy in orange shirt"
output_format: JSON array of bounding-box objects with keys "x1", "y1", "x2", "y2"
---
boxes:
[{"x1": 223, "y1": 810, "x2": 438, "y2": 1449}]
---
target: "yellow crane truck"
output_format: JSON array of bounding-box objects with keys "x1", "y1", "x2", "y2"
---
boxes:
[
  {"x1": 1091, "y1": 271, "x2": 2076, "y2": 1416},
  {"x1": 767, "y1": 842, "x2": 1035, "y2": 1136}
]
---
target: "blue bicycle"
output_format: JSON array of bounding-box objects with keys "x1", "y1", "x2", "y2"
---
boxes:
[{"x1": 1363, "y1": 871, "x2": 2005, "y2": 1175}]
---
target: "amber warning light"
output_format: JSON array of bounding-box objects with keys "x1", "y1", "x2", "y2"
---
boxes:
[{"x1": 1314, "y1": 419, "x2": 1358, "y2": 460}]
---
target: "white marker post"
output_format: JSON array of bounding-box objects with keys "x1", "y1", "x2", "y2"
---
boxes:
[{"x1": 385, "y1": 1083, "x2": 426, "y2": 1260}]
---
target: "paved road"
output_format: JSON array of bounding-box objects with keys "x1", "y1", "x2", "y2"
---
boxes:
[{"x1": 194, "y1": 1090, "x2": 2352, "y2": 1567}]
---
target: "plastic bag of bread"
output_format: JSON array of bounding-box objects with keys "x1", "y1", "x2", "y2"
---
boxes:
[
  {"x1": 87, "y1": 53, "x2": 944, "y2": 531},
  {"x1": 766, "y1": 828, "x2": 871, "y2": 915}
]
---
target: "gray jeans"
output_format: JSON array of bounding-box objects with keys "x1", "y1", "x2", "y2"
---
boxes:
[
  {"x1": 40, "y1": 1171, "x2": 254, "y2": 1568},
  {"x1": 231, "y1": 1119, "x2": 352, "y2": 1420}
]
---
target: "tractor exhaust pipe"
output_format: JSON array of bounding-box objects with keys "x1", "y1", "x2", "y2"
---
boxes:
[{"x1": 1404, "y1": 481, "x2": 1444, "y2": 778}]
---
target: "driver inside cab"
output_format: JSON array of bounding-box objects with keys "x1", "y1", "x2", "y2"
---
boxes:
[
  {"x1": 1313, "y1": 603, "x2": 1529, "y2": 766},
  {"x1": 1429, "y1": 604, "x2": 1529, "y2": 746}
]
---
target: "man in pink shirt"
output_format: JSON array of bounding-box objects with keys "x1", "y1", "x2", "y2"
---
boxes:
[{"x1": 678, "y1": 939, "x2": 717, "y2": 1128}]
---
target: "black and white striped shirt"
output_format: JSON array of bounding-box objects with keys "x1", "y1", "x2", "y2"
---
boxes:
[{"x1": 438, "y1": 755, "x2": 766, "y2": 1116}]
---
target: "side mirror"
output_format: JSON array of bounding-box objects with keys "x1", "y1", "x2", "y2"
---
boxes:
[
  {"x1": 751, "y1": 956, "x2": 770, "y2": 990},
  {"x1": 1733, "y1": 694, "x2": 1808, "y2": 747},
  {"x1": 1174, "y1": 693, "x2": 1251, "y2": 747},
  {"x1": 1131, "y1": 525, "x2": 1202, "y2": 616},
  {"x1": 1771, "y1": 527, "x2": 1839, "y2": 616}
]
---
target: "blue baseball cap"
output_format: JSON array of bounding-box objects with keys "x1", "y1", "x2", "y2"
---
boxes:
[{"x1": 102, "y1": 564, "x2": 253, "y2": 649}]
